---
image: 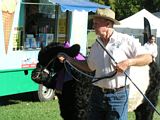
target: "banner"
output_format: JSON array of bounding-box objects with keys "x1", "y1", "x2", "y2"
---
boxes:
[{"x1": 144, "y1": 17, "x2": 151, "y2": 44}]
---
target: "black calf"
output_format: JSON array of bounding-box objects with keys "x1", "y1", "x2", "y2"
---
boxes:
[
  {"x1": 34, "y1": 42, "x2": 93, "y2": 120},
  {"x1": 134, "y1": 62, "x2": 160, "y2": 120}
]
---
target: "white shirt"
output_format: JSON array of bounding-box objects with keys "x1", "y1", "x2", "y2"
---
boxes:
[
  {"x1": 144, "y1": 42, "x2": 157, "y2": 60},
  {"x1": 87, "y1": 31, "x2": 149, "y2": 89}
]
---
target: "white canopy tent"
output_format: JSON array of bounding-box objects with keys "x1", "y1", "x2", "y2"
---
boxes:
[
  {"x1": 114, "y1": 9, "x2": 160, "y2": 39},
  {"x1": 153, "y1": 12, "x2": 160, "y2": 18},
  {"x1": 115, "y1": 9, "x2": 160, "y2": 28}
]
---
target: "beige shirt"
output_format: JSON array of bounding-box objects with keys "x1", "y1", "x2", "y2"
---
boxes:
[{"x1": 87, "y1": 31, "x2": 149, "y2": 89}]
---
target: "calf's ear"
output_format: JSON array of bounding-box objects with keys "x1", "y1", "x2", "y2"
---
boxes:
[{"x1": 65, "y1": 44, "x2": 80, "y2": 57}]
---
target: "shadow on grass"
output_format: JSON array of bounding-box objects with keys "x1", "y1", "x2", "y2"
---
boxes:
[{"x1": 0, "y1": 92, "x2": 39, "y2": 106}]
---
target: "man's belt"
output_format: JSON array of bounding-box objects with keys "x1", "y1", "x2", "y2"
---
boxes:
[{"x1": 98, "y1": 85, "x2": 129, "y2": 94}]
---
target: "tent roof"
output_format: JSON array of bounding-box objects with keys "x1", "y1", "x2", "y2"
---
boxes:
[
  {"x1": 153, "y1": 12, "x2": 160, "y2": 18},
  {"x1": 115, "y1": 9, "x2": 160, "y2": 29},
  {"x1": 49, "y1": 0, "x2": 110, "y2": 12}
]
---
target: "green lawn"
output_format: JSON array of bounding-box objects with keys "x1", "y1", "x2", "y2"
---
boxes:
[
  {"x1": 0, "y1": 93, "x2": 62, "y2": 120},
  {"x1": 0, "y1": 93, "x2": 160, "y2": 120}
]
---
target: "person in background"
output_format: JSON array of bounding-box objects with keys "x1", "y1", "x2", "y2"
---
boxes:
[
  {"x1": 57, "y1": 8, "x2": 152, "y2": 120},
  {"x1": 144, "y1": 35, "x2": 158, "y2": 61}
]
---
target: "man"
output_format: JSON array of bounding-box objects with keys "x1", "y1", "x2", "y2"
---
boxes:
[
  {"x1": 58, "y1": 8, "x2": 152, "y2": 120},
  {"x1": 144, "y1": 35, "x2": 158, "y2": 61}
]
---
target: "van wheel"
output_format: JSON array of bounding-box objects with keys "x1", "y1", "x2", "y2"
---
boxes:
[{"x1": 37, "y1": 84, "x2": 55, "y2": 101}]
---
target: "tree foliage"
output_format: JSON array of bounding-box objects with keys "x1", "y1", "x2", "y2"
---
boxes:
[{"x1": 90, "y1": 0, "x2": 160, "y2": 20}]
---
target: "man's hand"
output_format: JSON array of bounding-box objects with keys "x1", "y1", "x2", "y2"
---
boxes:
[{"x1": 115, "y1": 59, "x2": 130, "y2": 73}]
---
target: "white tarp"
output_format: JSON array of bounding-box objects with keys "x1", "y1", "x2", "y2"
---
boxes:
[
  {"x1": 114, "y1": 9, "x2": 160, "y2": 37},
  {"x1": 153, "y1": 12, "x2": 160, "y2": 18}
]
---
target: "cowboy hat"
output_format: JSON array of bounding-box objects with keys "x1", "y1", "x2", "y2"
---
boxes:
[{"x1": 93, "y1": 8, "x2": 120, "y2": 25}]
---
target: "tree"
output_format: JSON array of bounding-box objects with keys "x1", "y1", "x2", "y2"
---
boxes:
[
  {"x1": 113, "y1": 0, "x2": 142, "y2": 20},
  {"x1": 90, "y1": 0, "x2": 105, "y2": 4},
  {"x1": 90, "y1": 0, "x2": 160, "y2": 20}
]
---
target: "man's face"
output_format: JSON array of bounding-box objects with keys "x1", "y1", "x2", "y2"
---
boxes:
[{"x1": 93, "y1": 17, "x2": 113, "y2": 37}]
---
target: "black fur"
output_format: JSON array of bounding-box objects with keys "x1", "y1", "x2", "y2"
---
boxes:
[
  {"x1": 134, "y1": 61, "x2": 160, "y2": 120},
  {"x1": 38, "y1": 42, "x2": 80, "y2": 71},
  {"x1": 34, "y1": 42, "x2": 80, "y2": 89},
  {"x1": 37, "y1": 42, "x2": 93, "y2": 120}
]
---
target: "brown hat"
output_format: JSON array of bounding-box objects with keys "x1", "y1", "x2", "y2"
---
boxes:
[{"x1": 93, "y1": 8, "x2": 120, "y2": 25}]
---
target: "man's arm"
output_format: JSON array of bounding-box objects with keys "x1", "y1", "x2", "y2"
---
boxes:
[
  {"x1": 128, "y1": 54, "x2": 153, "y2": 66},
  {"x1": 115, "y1": 54, "x2": 153, "y2": 73}
]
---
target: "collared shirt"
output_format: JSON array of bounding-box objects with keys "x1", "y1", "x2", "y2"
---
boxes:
[
  {"x1": 144, "y1": 42, "x2": 158, "y2": 60},
  {"x1": 87, "y1": 31, "x2": 149, "y2": 89}
]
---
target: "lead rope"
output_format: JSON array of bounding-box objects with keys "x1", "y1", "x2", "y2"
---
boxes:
[
  {"x1": 63, "y1": 60, "x2": 117, "y2": 83},
  {"x1": 96, "y1": 39, "x2": 160, "y2": 116}
]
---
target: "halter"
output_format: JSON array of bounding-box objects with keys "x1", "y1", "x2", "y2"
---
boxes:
[
  {"x1": 31, "y1": 57, "x2": 57, "y2": 84},
  {"x1": 32, "y1": 42, "x2": 65, "y2": 84}
]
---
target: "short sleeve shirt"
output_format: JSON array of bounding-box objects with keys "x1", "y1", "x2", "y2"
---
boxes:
[
  {"x1": 144, "y1": 42, "x2": 158, "y2": 58},
  {"x1": 87, "y1": 31, "x2": 149, "y2": 89}
]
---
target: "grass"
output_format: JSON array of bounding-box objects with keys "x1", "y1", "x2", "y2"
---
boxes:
[
  {"x1": 0, "y1": 93, "x2": 62, "y2": 120},
  {"x1": 0, "y1": 93, "x2": 160, "y2": 120}
]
